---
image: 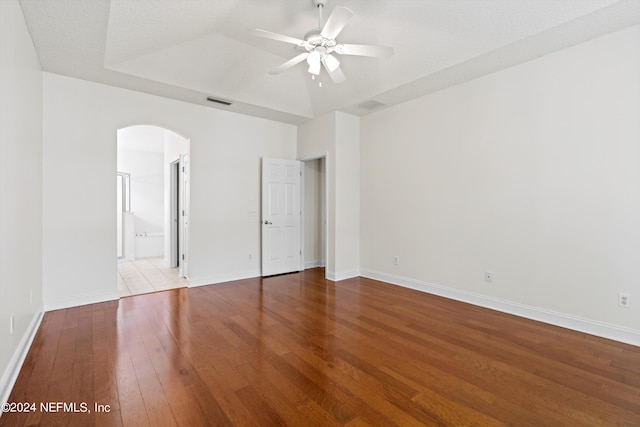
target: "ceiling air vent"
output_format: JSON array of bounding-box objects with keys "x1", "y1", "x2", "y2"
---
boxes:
[
  {"x1": 359, "y1": 100, "x2": 385, "y2": 110},
  {"x1": 206, "y1": 96, "x2": 232, "y2": 106}
]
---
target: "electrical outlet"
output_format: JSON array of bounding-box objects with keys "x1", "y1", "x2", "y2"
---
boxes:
[
  {"x1": 248, "y1": 253, "x2": 253, "y2": 261},
  {"x1": 618, "y1": 292, "x2": 631, "y2": 308},
  {"x1": 10, "y1": 315, "x2": 14, "y2": 334},
  {"x1": 485, "y1": 271, "x2": 493, "y2": 283},
  {"x1": 393, "y1": 256, "x2": 400, "y2": 265}
]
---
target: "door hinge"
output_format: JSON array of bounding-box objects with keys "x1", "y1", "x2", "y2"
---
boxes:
[
  {"x1": 182, "y1": 210, "x2": 185, "y2": 216},
  {"x1": 182, "y1": 167, "x2": 185, "y2": 172},
  {"x1": 182, "y1": 254, "x2": 185, "y2": 260}
]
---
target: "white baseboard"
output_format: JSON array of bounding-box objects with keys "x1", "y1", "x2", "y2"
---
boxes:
[
  {"x1": 360, "y1": 269, "x2": 640, "y2": 348},
  {"x1": 0, "y1": 309, "x2": 44, "y2": 410},
  {"x1": 327, "y1": 269, "x2": 361, "y2": 282},
  {"x1": 304, "y1": 261, "x2": 326, "y2": 269},
  {"x1": 188, "y1": 269, "x2": 262, "y2": 287},
  {"x1": 189, "y1": 265, "x2": 338, "y2": 287},
  {"x1": 44, "y1": 290, "x2": 120, "y2": 311}
]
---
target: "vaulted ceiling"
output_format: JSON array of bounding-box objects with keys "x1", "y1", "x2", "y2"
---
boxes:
[{"x1": 19, "y1": 0, "x2": 640, "y2": 124}]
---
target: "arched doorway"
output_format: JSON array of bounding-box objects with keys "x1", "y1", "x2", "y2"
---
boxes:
[{"x1": 116, "y1": 125, "x2": 190, "y2": 297}]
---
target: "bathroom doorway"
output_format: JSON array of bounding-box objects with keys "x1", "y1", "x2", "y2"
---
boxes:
[{"x1": 116, "y1": 125, "x2": 190, "y2": 297}]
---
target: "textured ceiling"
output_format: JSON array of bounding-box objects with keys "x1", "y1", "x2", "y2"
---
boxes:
[{"x1": 19, "y1": 0, "x2": 640, "y2": 124}]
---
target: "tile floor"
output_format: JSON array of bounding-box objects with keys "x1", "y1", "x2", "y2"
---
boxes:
[{"x1": 117, "y1": 257, "x2": 186, "y2": 297}]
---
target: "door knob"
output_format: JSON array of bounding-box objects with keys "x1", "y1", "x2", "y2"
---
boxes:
[{"x1": 263, "y1": 220, "x2": 272, "y2": 225}]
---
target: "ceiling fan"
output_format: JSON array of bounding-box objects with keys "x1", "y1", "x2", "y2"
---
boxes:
[{"x1": 253, "y1": 0, "x2": 394, "y2": 84}]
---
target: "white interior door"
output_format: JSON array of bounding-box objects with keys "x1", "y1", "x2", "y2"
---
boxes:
[
  {"x1": 262, "y1": 158, "x2": 302, "y2": 276},
  {"x1": 180, "y1": 153, "x2": 190, "y2": 278}
]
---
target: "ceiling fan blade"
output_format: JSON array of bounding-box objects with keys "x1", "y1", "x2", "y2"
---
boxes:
[
  {"x1": 336, "y1": 44, "x2": 394, "y2": 58},
  {"x1": 252, "y1": 29, "x2": 306, "y2": 46},
  {"x1": 269, "y1": 52, "x2": 309, "y2": 75},
  {"x1": 325, "y1": 64, "x2": 346, "y2": 84},
  {"x1": 320, "y1": 6, "x2": 353, "y2": 40}
]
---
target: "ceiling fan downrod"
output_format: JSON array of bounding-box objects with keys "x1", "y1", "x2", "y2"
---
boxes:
[
  {"x1": 313, "y1": 0, "x2": 327, "y2": 28},
  {"x1": 309, "y1": 0, "x2": 329, "y2": 85}
]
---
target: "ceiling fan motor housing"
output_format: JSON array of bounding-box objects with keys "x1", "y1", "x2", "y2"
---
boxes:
[{"x1": 303, "y1": 29, "x2": 337, "y2": 50}]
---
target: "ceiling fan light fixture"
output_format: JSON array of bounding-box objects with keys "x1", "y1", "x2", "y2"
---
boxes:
[
  {"x1": 322, "y1": 54, "x2": 340, "y2": 72},
  {"x1": 307, "y1": 61, "x2": 321, "y2": 75},
  {"x1": 307, "y1": 50, "x2": 321, "y2": 75}
]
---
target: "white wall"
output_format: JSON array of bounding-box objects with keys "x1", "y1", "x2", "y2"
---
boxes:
[
  {"x1": 43, "y1": 73, "x2": 296, "y2": 309},
  {"x1": 0, "y1": 0, "x2": 44, "y2": 404},
  {"x1": 334, "y1": 113, "x2": 360, "y2": 276},
  {"x1": 298, "y1": 111, "x2": 360, "y2": 280},
  {"x1": 361, "y1": 24, "x2": 640, "y2": 344}
]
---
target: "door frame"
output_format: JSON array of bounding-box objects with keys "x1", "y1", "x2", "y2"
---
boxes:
[
  {"x1": 116, "y1": 171, "x2": 131, "y2": 258},
  {"x1": 169, "y1": 160, "x2": 180, "y2": 268},
  {"x1": 299, "y1": 152, "x2": 329, "y2": 279},
  {"x1": 179, "y1": 153, "x2": 190, "y2": 278}
]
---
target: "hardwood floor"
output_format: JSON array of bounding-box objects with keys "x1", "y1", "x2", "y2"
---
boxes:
[{"x1": 2, "y1": 268, "x2": 639, "y2": 426}]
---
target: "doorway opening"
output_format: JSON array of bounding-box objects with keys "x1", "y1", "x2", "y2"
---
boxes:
[
  {"x1": 116, "y1": 125, "x2": 190, "y2": 297},
  {"x1": 302, "y1": 155, "x2": 327, "y2": 274}
]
